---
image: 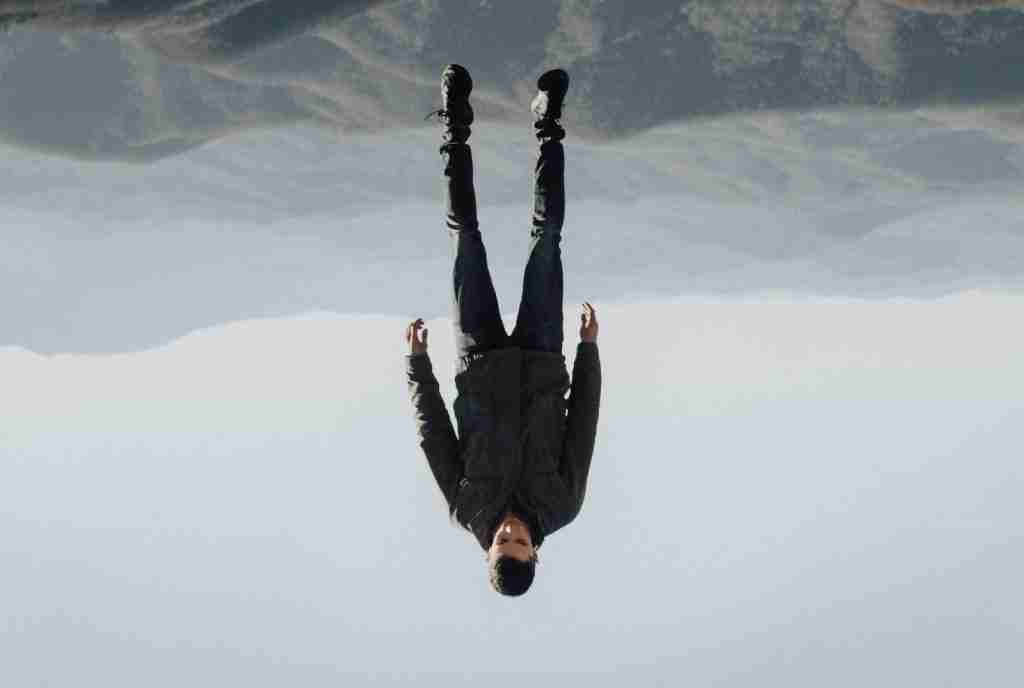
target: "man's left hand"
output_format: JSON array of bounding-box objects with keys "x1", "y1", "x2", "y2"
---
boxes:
[{"x1": 406, "y1": 318, "x2": 429, "y2": 354}]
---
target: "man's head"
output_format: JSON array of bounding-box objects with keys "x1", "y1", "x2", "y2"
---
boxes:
[{"x1": 487, "y1": 513, "x2": 538, "y2": 596}]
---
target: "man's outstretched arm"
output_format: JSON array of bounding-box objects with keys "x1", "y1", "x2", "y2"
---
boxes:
[
  {"x1": 560, "y1": 303, "x2": 602, "y2": 514},
  {"x1": 405, "y1": 319, "x2": 462, "y2": 507}
]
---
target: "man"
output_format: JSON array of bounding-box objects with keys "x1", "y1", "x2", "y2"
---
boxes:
[{"x1": 405, "y1": 64, "x2": 601, "y2": 597}]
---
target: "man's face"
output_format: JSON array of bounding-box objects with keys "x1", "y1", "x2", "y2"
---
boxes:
[{"x1": 488, "y1": 514, "x2": 535, "y2": 563}]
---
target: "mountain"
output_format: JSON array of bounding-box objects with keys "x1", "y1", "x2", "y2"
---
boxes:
[{"x1": 1, "y1": 0, "x2": 1022, "y2": 160}]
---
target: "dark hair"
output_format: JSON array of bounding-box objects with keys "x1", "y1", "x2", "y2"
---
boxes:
[{"x1": 489, "y1": 555, "x2": 536, "y2": 597}]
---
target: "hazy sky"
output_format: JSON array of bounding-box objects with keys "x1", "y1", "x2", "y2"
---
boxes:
[{"x1": 2, "y1": 297, "x2": 1022, "y2": 686}]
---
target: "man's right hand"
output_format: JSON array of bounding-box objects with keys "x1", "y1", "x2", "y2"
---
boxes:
[
  {"x1": 580, "y1": 302, "x2": 599, "y2": 343},
  {"x1": 406, "y1": 318, "x2": 429, "y2": 355}
]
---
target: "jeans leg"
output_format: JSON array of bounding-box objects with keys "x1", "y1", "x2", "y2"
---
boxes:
[
  {"x1": 511, "y1": 139, "x2": 565, "y2": 354},
  {"x1": 444, "y1": 141, "x2": 478, "y2": 232},
  {"x1": 444, "y1": 143, "x2": 507, "y2": 359}
]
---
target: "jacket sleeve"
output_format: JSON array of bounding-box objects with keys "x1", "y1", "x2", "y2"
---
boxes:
[
  {"x1": 407, "y1": 353, "x2": 462, "y2": 507},
  {"x1": 559, "y1": 342, "x2": 602, "y2": 514}
]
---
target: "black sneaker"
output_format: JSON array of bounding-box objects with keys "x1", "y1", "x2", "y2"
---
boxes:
[
  {"x1": 531, "y1": 68, "x2": 569, "y2": 121},
  {"x1": 427, "y1": 63, "x2": 473, "y2": 128}
]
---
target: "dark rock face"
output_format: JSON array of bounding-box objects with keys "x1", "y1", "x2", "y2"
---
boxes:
[{"x1": 0, "y1": 0, "x2": 1022, "y2": 159}]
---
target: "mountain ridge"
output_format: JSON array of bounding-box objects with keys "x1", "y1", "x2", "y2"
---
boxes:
[{"x1": 1, "y1": 0, "x2": 1022, "y2": 160}]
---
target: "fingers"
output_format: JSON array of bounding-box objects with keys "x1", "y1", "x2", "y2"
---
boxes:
[
  {"x1": 579, "y1": 303, "x2": 599, "y2": 343},
  {"x1": 406, "y1": 318, "x2": 425, "y2": 345},
  {"x1": 581, "y1": 302, "x2": 597, "y2": 324}
]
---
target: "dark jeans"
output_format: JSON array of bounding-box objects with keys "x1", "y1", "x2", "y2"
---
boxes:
[{"x1": 443, "y1": 139, "x2": 565, "y2": 362}]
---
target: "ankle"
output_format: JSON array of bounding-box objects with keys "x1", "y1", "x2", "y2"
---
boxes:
[
  {"x1": 443, "y1": 125, "x2": 472, "y2": 145},
  {"x1": 534, "y1": 119, "x2": 565, "y2": 143}
]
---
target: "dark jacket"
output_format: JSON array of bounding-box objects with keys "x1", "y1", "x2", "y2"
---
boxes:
[{"x1": 407, "y1": 343, "x2": 601, "y2": 549}]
